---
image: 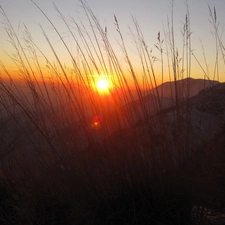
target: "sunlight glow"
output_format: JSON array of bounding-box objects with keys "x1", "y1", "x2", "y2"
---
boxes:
[
  {"x1": 94, "y1": 76, "x2": 113, "y2": 94},
  {"x1": 96, "y1": 79, "x2": 109, "y2": 91}
]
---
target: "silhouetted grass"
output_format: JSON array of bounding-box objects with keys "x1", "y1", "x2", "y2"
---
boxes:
[{"x1": 0, "y1": 1, "x2": 225, "y2": 224}]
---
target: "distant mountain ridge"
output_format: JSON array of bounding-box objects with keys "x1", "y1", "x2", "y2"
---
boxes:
[
  {"x1": 150, "y1": 77, "x2": 220, "y2": 99},
  {"x1": 123, "y1": 78, "x2": 221, "y2": 120}
]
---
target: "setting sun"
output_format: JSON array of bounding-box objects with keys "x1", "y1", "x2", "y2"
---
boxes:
[
  {"x1": 96, "y1": 79, "x2": 109, "y2": 91},
  {"x1": 94, "y1": 76, "x2": 113, "y2": 94}
]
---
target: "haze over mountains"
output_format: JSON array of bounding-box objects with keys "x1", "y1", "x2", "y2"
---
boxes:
[
  {"x1": 150, "y1": 77, "x2": 219, "y2": 98},
  {"x1": 0, "y1": 77, "x2": 224, "y2": 158},
  {"x1": 123, "y1": 78, "x2": 220, "y2": 121},
  {"x1": 125, "y1": 77, "x2": 225, "y2": 144}
]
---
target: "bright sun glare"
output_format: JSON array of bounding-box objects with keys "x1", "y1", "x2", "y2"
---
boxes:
[{"x1": 95, "y1": 77, "x2": 112, "y2": 94}]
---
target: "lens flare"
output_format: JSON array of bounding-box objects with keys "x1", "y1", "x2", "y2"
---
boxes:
[{"x1": 91, "y1": 115, "x2": 102, "y2": 129}]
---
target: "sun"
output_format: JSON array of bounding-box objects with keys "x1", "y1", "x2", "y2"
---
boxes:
[
  {"x1": 95, "y1": 77, "x2": 112, "y2": 94},
  {"x1": 96, "y1": 78, "x2": 109, "y2": 91}
]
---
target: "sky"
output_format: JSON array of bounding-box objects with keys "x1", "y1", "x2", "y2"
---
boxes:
[{"x1": 0, "y1": 0, "x2": 225, "y2": 84}]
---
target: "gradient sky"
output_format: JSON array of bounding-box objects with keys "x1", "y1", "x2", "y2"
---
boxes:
[{"x1": 0, "y1": 0, "x2": 225, "y2": 83}]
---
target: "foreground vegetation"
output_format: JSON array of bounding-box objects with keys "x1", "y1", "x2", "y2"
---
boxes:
[{"x1": 0, "y1": 1, "x2": 225, "y2": 224}]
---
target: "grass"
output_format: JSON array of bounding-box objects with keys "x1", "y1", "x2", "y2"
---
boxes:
[{"x1": 0, "y1": 0, "x2": 225, "y2": 224}]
